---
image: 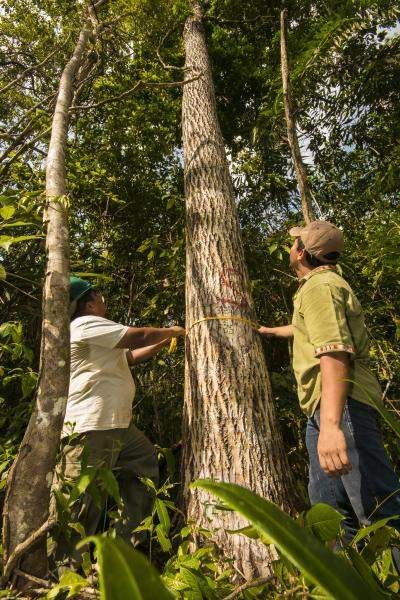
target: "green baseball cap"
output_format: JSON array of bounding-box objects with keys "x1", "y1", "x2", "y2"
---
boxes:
[{"x1": 69, "y1": 276, "x2": 94, "y2": 302}]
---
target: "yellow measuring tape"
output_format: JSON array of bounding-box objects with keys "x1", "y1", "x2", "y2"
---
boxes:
[
  {"x1": 168, "y1": 315, "x2": 260, "y2": 353},
  {"x1": 188, "y1": 314, "x2": 260, "y2": 333}
]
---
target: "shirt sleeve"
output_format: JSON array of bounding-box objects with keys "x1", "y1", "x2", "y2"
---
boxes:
[
  {"x1": 80, "y1": 317, "x2": 129, "y2": 349},
  {"x1": 301, "y1": 283, "x2": 355, "y2": 357}
]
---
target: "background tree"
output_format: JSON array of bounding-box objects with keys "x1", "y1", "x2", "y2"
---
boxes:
[{"x1": 1, "y1": 1, "x2": 108, "y2": 585}]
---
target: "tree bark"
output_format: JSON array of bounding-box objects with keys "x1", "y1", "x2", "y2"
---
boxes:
[
  {"x1": 2, "y1": 4, "x2": 103, "y2": 584},
  {"x1": 280, "y1": 9, "x2": 315, "y2": 224},
  {"x1": 181, "y1": 2, "x2": 295, "y2": 580}
]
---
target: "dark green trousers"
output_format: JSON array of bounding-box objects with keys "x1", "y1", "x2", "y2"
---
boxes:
[{"x1": 52, "y1": 422, "x2": 159, "y2": 568}]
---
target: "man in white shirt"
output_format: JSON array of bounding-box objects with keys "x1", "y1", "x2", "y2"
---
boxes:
[{"x1": 53, "y1": 276, "x2": 185, "y2": 567}]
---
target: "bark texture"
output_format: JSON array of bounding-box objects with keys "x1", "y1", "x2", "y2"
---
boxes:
[
  {"x1": 2, "y1": 5, "x2": 101, "y2": 582},
  {"x1": 181, "y1": 2, "x2": 295, "y2": 580},
  {"x1": 280, "y1": 9, "x2": 315, "y2": 224}
]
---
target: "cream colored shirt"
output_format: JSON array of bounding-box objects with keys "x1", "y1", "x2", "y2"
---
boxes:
[{"x1": 62, "y1": 315, "x2": 135, "y2": 437}]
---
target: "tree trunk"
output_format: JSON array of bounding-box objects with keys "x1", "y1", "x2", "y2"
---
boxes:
[
  {"x1": 2, "y1": 4, "x2": 103, "y2": 584},
  {"x1": 280, "y1": 9, "x2": 315, "y2": 224},
  {"x1": 181, "y1": 2, "x2": 295, "y2": 580}
]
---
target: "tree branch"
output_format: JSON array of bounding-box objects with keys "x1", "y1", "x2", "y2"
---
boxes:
[
  {"x1": 7, "y1": 92, "x2": 56, "y2": 134},
  {"x1": 156, "y1": 26, "x2": 187, "y2": 71},
  {"x1": 223, "y1": 576, "x2": 274, "y2": 600},
  {"x1": 280, "y1": 9, "x2": 315, "y2": 224},
  {"x1": 0, "y1": 118, "x2": 37, "y2": 164},
  {"x1": 71, "y1": 72, "x2": 202, "y2": 111},
  {"x1": 1, "y1": 518, "x2": 55, "y2": 585},
  {"x1": 0, "y1": 126, "x2": 52, "y2": 180},
  {"x1": 14, "y1": 568, "x2": 51, "y2": 588},
  {"x1": 0, "y1": 37, "x2": 71, "y2": 95}
]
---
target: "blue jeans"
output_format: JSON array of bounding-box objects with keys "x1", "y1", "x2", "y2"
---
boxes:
[{"x1": 306, "y1": 398, "x2": 400, "y2": 542}]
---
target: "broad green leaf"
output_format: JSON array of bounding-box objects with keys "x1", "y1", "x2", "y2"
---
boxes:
[
  {"x1": 69, "y1": 522, "x2": 86, "y2": 538},
  {"x1": 0, "y1": 265, "x2": 5, "y2": 280},
  {"x1": 192, "y1": 480, "x2": 382, "y2": 600},
  {"x1": 73, "y1": 272, "x2": 114, "y2": 282},
  {"x1": 362, "y1": 527, "x2": 393, "y2": 565},
  {"x1": 155, "y1": 523, "x2": 172, "y2": 552},
  {"x1": 226, "y1": 524, "x2": 273, "y2": 544},
  {"x1": 70, "y1": 468, "x2": 96, "y2": 502},
  {"x1": 0, "y1": 234, "x2": 42, "y2": 251},
  {"x1": 177, "y1": 567, "x2": 203, "y2": 600},
  {"x1": 306, "y1": 503, "x2": 344, "y2": 541},
  {"x1": 155, "y1": 498, "x2": 171, "y2": 534},
  {"x1": 0, "y1": 220, "x2": 39, "y2": 228},
  {"x1": 98, "y1": 468, "x2": 121, "y2": 504},
  {"x1": 351, "y1": 517, "x2": 397, "y2": 545},
  {"x1": 82, "y1": 536, "x2": 173, "y2": 599},
  {"x1": 46, "y1": 570, "x2": 88, "y2": 599},
  {"x1": 0, "y1": 206, "x2": 15, "y2": 220},
  {"x1": 346, "y1": 547, "x2": 390, "y2": 597},
  {"x1": 21, "y1": 371, "x2": 37, "y2": 398}
]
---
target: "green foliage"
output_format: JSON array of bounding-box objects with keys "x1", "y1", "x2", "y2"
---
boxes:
[
  {"x1": 45, "y1": 570, "x2": 88, "y2": 599},
  {"x1": 83, "y1": 536, "x2": 174, "y2": 600},
  {"x1": 192, "y1": 479, "x2": 385, "y2": 599}
]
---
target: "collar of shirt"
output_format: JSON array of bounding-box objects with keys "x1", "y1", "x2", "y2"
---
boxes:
[{"x1": 297, "y1": 265, "x2": 337, "y2": 288}]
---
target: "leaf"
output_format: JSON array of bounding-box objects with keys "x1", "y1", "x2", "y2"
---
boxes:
[
  {"x1": 346, "y1": 547, "x2": 390, "y2": 597},
  {"x1": 155, "y1": 523, "x2": 172, "y2": 552},
  {"x1": 70, "y1": 468, "x2": 96, "y2": 502},
  {"x1": 155, "y1": 498, "x2": 171, "y2": 534},
  {"x1": 73, "y1": 272, "x2": 114, "y2": 282},
  {"x1": 167, "y1": 337, "x2": 177, "y2": 354},
  {"x1": 0, "y1": 265, "x2": 5, "y2": 280},
  {"x1": 0, "y1": 206, "x2": 15, "y2": 220},
  {"x1": 46, "y1": 570, "x2": 88, "y2": 599},
  {"x1": 0, "y1": 234, "x2": 42, "y2": 251},
  {"x1": 69, "y1": 522, "x2": 86, "y2": 538},
  {"x1": 98, "y1": 468, "x2": 121, "y2": 504},
  {"x1": 21, "y1": 371, "x2": 37, "y2": 398},
  {"x1": 306, "y1": 503, "x2": 344, "y2": 541},
  {"x1": 0, "y1": 220, "x2": 38, "y2": 228},
  {"x1": 180, "y1": 526, "x2": 190, "y2": 539},
  {"x1": 82, "y1": 535, "x2": 173, "y2": 599},
  {"x1": 192, "y1": 480, "x2": 382, "y2": 600},
  {"x1": 226, "y1": 524, "x2": 273, "y2": 544},
  {"x1": 351, "y1": 517, "x2": 397, "y2": 545},
  {"x1": 362, "y1": 527, "x2": 393, "y2": 565}
]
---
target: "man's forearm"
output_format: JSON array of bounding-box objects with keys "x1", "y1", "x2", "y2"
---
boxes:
[
  {"x1": 317, "y1": 352, "x2": 352, "y2": 477},
  {"x1": 319, "y1": 352, "x2": 350, "y2": 427},
  {"x1": 258, "y1": 324, "x2": 294, "y2": 338},
  {"x1": 116, "y1": 325, "x2": 185, "y2": 349},
  {"x1": 127, "y1": 339, "x2": 170, "y2": 365}
]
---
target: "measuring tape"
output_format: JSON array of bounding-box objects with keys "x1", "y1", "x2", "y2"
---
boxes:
[{"x1": 168, "y1": 314, "x2": 260, "y2": 353}]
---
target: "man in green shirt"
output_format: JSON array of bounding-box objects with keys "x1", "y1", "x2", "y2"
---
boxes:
[{"x1": 259, "y1": 220, "x2": 400, "y2": 541}]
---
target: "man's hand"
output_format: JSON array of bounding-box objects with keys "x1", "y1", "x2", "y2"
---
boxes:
[
  {"x1": 169, "y1": 326, "x2": 186, "y2": 337},
  {"x1": 317, "y1": 425, "x2": 352, "y2": 477},
  {"x1": 258, "y1": 326, "x2": 275, "y2": 337},
  {"x1": 258, "y1": 324, "x2": 294, "y2": 339}
]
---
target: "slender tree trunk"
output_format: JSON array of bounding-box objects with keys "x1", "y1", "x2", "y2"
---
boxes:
[
  {"x1": 280, "y1": 9, "x2": 315, "y2": 224},
  {"x1": 181, "y1": 2, "x2": 295, "y2": 580},
  {"x1": 2, "y1": 4, "x2": 103, "y2": 584}
]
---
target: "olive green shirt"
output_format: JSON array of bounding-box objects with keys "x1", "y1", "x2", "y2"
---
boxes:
[{"x1": 292, "y1": 265, "x2": 381, "y2": 416}]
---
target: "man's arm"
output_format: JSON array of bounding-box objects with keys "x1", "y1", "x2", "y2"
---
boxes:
[
  {"x1": 116, "y1": 325, "x2": 185, "y2": 349},
  {"x1": 126, "y1": 339, "x2": 170, "y2": 365},
  {"x1": 318, "y1": 352, "x2": 352, "y2": 478},
  {"x1": 258, "y1": 325, "x2": 294, "y2": 338}
]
